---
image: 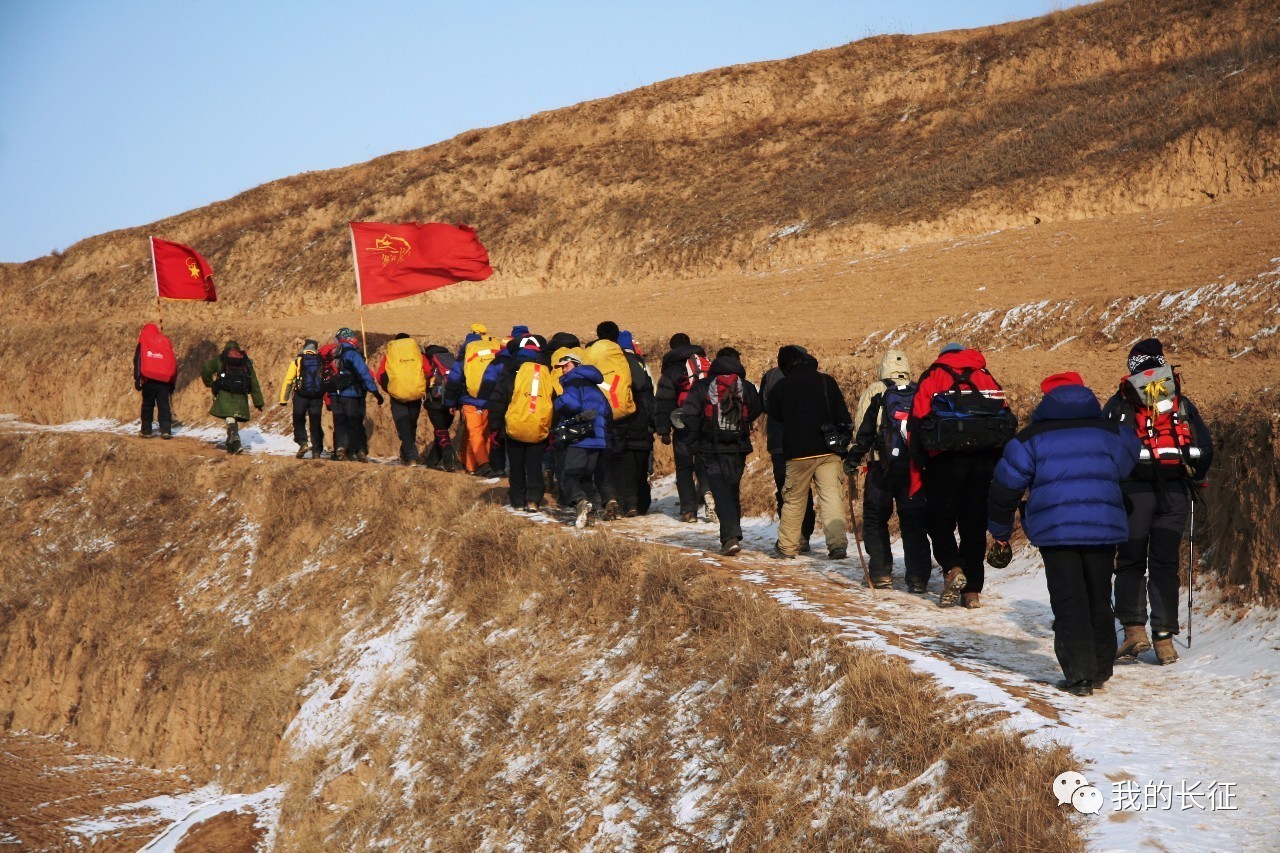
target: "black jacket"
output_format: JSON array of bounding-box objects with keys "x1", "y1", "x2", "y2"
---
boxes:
[
  {"x1": 615, "y1": 349, "x2": 656, "y2": 450},
  {"x1": 676, "y1": 355, "x2": 762, "y2": 455},
  {"x1": 764, "y1": 357, "x2": 851, "y2": 460},
  {"x1": 655, "y1": 343, "x2": 708, "y2": 436}
]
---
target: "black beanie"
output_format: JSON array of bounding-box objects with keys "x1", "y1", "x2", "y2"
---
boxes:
[
  {"x1": 1128, "y1": 338, "x2": 1166, "y2": 374},
  {"x1": 717, "y1": 346, "x2": 740, "y2": 359},
  {"x1": 670, "y1": 332, "x2": 691, "y2": 349}
]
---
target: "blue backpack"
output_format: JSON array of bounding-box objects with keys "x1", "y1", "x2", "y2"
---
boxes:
[
  {"x1": 296, "y1": 352, "x2": 325, "y2": 398},
  {"x1": 877, "y1": 381, "x2": 917, "y2": 477}
]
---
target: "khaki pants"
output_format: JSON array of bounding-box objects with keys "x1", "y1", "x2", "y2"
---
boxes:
[{"x1": 778, "y1": 454, "x2": 848, "y2": 555}]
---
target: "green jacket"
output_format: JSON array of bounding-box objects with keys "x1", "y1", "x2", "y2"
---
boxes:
[{"x1": 201, "y1": 341, "x2": 265, "y2": 421}]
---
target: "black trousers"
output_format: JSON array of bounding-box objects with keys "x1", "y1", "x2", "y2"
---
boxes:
[
  {"x1": 423, "y1": 407, "x2": 457, "y2": 468},
  {"x1": 923, "y1": 452, "x2": 996, "y2": 593},
  {"x1": 292, "y1": 395, "x2": 324, "y2": 449},
  {"x1": 390, "y1": 398, "x2": 422, "y2": 463},
  {"x1": 704, "y1": 452, "x2": 747, "y2": 545},
  {"x1": 332, "y1": 395, "x2": 368, "y2": 455},
  {"x1": 139, "y1": 380, "x2": 172, "y2": 434},
  {"x1": 596, "y1": 432, "x2": 622, "y2": 506},
  {"x1": 562, "y1": 446, "x2": 601, "y2": 506},
  {"x1": 1043, "y1": 546, "x2": 1118, "y2": 685},
  {"x1": 772, "y1": 452, "x2": 814, "y2": 541},
  {"x1": 617, "y1": 445, "x2": 652, "y2": 514},
  {"x1": 507, "y1": 439, "x2": 546, "y2": 507},
  {"x1": 863, "y1": 465, "x2": 931, "y2": 583},
  {"x1": 673, "y1": 431, "x2": 709, "y2": 515},
  {"x1": 1115, "y1": 488, "x2": 1189, "y2": 634}
]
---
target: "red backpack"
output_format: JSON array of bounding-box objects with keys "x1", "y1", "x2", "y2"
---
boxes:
[
  {"x1": 702, "y1": 374, "x2": 749, "y2": 439},
  {"x1": 138, "y1": 324, "x2": 176, "y2": 383},
  {"x1": 1116, "y1": 364, "x2": 1200, "y2": 475},
  {"x1": 675, "y1": 353, "x2": 711, "y2": 407}
]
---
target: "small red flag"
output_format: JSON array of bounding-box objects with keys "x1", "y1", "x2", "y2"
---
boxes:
[
  {"x1": 151, "y1": 237, "x2": 217, "y2": 302},
  {"x1": 350, "y1": 221, "x2": 493, "y2": 306}
]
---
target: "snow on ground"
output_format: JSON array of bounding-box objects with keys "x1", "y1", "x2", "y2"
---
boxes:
[
  {"x1": 62, "y1": 783, "x2": 283, "y2": 851},
  {"x1": 13, "y1": 417, "x2": 1280, "y2": 849}
]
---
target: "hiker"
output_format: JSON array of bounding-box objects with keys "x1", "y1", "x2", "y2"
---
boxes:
[
  {"x1": 491, "y1": 334, "x2": 552, "y2": 510},
  {"x1": 134, "y1": 322, "x2": 177, "y2": 439},
  {"x1": 443, "y1": 323, "x2": 502, "y2": 475},
  {"x1": 200, "y1": 339, "x2": 264, "y2": 454},
  {"x1": 552, "y1": 351, "x2": 611, "y2": 528},
  {"x1": 844, "y1": 349, "x2": 931, "y2": 592},
  {"x1": 278, "y1": 338, "x2": 326, "y2": 458},
  {"x1": 1103, "y1": 338, "x2": 1213, "y2": 665},
  {"x1": 330, "y1": 327, "x2": 383, "y2": 462},
  {"x1": 375, "y1": 333, "x2": 429, "y2": 465},
  {"x1": 655, "y1": 333, "x2": 714, "y2": 523},
  {"x1": 989, "y1": 372, "x2": 1140, "y2": 696},
  {"x1": 422, "y1": 344, "x2": 459, "y2": 471},
  {"x1": 617, "y1": 330, "x2": 656, "y2": 516},
  {"x1": 910, "y1": 342, "x2": 1017, "y2": 608},
  {"x1": 761, "y1": 346, "x2": 817, "y2": 552},
  {"x1": 766, "y1": 347, "x2": 852, "y2": 560},
  {"x1": 585, "y1": 321, "x2": 642, "y2": 520},
  {"x1": 674, "y1": 347, "x2": 762, "y2": 555},
  {"x1": 545, "y1": 331, "x2": 584, "y2": 504}
]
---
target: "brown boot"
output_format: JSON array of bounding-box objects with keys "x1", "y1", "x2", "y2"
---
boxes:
[
  {"x1": 1116, "y1": 625, "x2": 1151, "y2": 661},
  {"x1": 939, "y1": 568, "x2": 967, "y2": 607},
  {"x1": 961, "y1": 592, "x2": 981, "y2": 609},
  {"x1": 1152, "y1": 632, "x2": 1179, "y2": 665}
]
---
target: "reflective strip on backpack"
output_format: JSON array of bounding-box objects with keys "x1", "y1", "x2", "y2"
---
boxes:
[
  {"x1": 529, "y1": 364, "x2": 542, "y2": 413},
  {"x1": 608, "y1": 374, "x2": 621, "y2": 408},
  {"x1": 467, "y1": 348, "x2": 495, "y2": 362}
]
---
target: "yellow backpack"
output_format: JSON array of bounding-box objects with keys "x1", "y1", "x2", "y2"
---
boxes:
[
  {"x1": 586, "y1": 340, "x2": 636, "y2": 418},
  {"x1": 384, "y1": 338, "x2": 426, "y2": 402},
  {"x1": 463, "y1": 336, "x2": 500, "y2": 397},
  {"x1": 549, "y1": 346, "x2": 584, "y2": 395},
  {"x1": 505, "y1": 361, "x2": 554, "y2": 443}
]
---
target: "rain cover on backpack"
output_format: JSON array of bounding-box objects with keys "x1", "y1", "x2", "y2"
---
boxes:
[
  {"x1": 138, "y1": 324, "x2": 176, "y2": 383},
  {"x1": 586, "y1": 340, "x2": 636, "y2": 418},
  {"x1": 385, "y1": 337, "x2": 426, "y2": 401},
  {"x1": 463, "y1": 337, "x2": 500, "y2": 397},
  {"x1": 505, "y1": 362, "x2": 554, "y2": 443}
]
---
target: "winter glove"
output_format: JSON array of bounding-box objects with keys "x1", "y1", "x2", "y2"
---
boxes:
[
  {"x1": 373, "y1": 391, "x2": 385, "y2": 406},
  {"x1": 659, "y1": 432, "x2": 672, "y2": 445},
  {"x1": 986, "y1": 540, "x2": 1012, "y2": 569},
  {"x1": 255, "y1": 403, "x2": 264, "y2": 412},
  {"x1": 134, "y1": 378, "x2": 144, "y2": 391},
  {"x1": 842, "y1": 454, "x2": 864, "y2": 476}
]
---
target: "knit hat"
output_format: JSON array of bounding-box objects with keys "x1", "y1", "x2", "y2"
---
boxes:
[
  {"x1": 510, "y1": 325, "x2": 529, "y2": 339},
  {"x1": 670, "y1": 332, "x2": 691, "y2": 349},
  {"x1": 337, "y1": 327, "x2": 357, "y2": 342},
  {"x1": 518, "y1": 335, "x2": 542, "y2": 351},
  {"x1": 939, "y1": 342, "x2": 964, "y2": 355},
  {"x1": 302, "y1": 339, "x2": 319, "y2": 354},
  {"x1": 1127, "y1": 338, "x2": 1166, "y2": 374},
  {"x1": 618, "y1": 330, "x2": 635, "y2": 352},
  {"x1": 470, "y1": 323, "x2": 487, "y2": 335},
  {"x1": 1041, "y1": 371, "x2": 1084, "y2": 394}
]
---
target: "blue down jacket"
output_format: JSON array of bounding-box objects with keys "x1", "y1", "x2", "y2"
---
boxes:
[
  {"x1": 553, "y1": 365, "x2": 611, "y2": 450},
  {"x1": 988, "y1": 384, "x2": 1140, "y2": 547}
]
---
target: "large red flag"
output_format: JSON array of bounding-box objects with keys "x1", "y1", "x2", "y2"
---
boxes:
[
  {"x1": 350, "y1": 221, "x2": 493, "y2": 306},
  {"x1": 151, "y1": 237, "x2": 217, "y2": 302}
]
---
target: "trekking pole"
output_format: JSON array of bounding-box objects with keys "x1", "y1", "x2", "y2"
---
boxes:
[
  {"x1": 1188, "y1": 490, "x2": 1196, "y2": 649},
  {"x1": 845, "y1": 472, "x2": 874, "y2": 597}
]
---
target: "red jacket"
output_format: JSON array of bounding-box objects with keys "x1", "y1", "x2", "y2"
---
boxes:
[{"x1": 908, "y1": 348, "x2": 1007, "y2": 493}]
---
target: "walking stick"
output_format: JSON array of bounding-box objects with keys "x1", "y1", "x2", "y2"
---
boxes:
[
  {"x1": 845, "y1": 470, "x2": 874, "y2": 596},
  {"x1": 1188, "y1": 491, "x2": 1196, "y2": 649}
]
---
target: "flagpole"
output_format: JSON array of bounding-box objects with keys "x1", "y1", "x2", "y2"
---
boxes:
[
  {"x1": 149, "y1": 236, "x2": 164, "y2": 327},
  {"x1": 349, "y1": 224, "x2": 367, "y2": 357}
]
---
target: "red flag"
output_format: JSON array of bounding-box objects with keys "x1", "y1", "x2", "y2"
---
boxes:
[
  {"x1": 350, "y1": 221, "x2": 493, "y2": 306},
  {"x1": 151, "y1": 237, "x2": 217, "y2": 302}
]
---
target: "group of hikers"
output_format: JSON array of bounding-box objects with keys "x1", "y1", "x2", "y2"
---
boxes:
[{"x1": 135, "y1": 320, "x2": 1211, "y2": 697}]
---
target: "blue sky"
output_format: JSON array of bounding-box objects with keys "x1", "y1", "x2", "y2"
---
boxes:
[{"x1": 0, "y1": 1, "x2": 1068, "y2": 263}]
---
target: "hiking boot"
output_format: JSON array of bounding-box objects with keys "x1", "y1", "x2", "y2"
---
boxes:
[
  {"x1": 769, "y1": 543, "x2": 796, "y2": 560},
  {"x1": 602, "y1": 499, "x2": 620, "y2": 521},
  {"x1": 720, "y1": 538, "x2": 742, "y2": 556},
  {"x1": 1116, "y1": 625, "x2": 1152, "y2": 661},
  {"x1": 140, "y1": 428, "x2": 154, "y2": 438},
  {"x1": 1153, "y1": 632, "x2": 1179, "y2": 665},
  {"x1": 1059, "y1": 680, "x2": 1094, "y2": 697},
  {"x1": 355, "y1": 451, "x2": 369, "y2": 463},
  {"x1": 870, "y1": 575, "x2": 894, "y2": 590},
  {"x1": 335, "y1": 448, "x2": 349, "y2": 462},
  {"x1": 160, "y1": 431, "x2": 172, "y2": 440},
  {"x1": 574, "y1": 499, "x2": 593, "y2": 529},
  {"x1": 829, "y1": 547, "x2": 848, "y2": 560},
  {"x1": 703, "y1": 493, "x2": 718, "y2": 524},
  {"x1": 524, "y1": 501, "x2": 539, "y2": 513},
  {"x1": 475, "y1": 463, "x2": 494, "y2": 478},
  {"x1": 961, "y1": 592, "x2": 982, "y2": 609},
  {"x1": 296, "y1": 444, "x2": 310, "y2": 459},
  {"x1": 797, "y1": 540, "x2": 811, "y2": 554},
  {"x1": 907, "y1": 579, "x2": 929, "y2": 595},
  {"x1": 938, "y1": 568, "x2": 967, "y2": 608},
  {"x1": 680, "y1": 511, "x2": 698, "y2": 523},
  {"x1": 624, "y1": 509, "x2": 638, "y2": 518}
]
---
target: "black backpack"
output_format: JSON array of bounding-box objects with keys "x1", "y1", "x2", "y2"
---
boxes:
[
  {"x1": 296, "y1": 352, "x2": 324, "y2": 398},
  {"x1": 219, "y1": 349, "x2": 252, "y2": 395},
  {"x1": 918, "y1": 365, "x2": 1015, "y2": 452},
  {"x1": 877, "y1": 381, "x2": 917, "y2": 476},
  {"x1": 704, "y1": 374, "x2": 748, "y2": 440}
]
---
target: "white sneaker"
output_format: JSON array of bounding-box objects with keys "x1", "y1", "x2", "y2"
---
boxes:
[
  {"x1": 703, "y1": 492, "x2": 718, "y2": 524},
  {"x1": 574, "y1": 499, "x2": 593, "y2": 529}
]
